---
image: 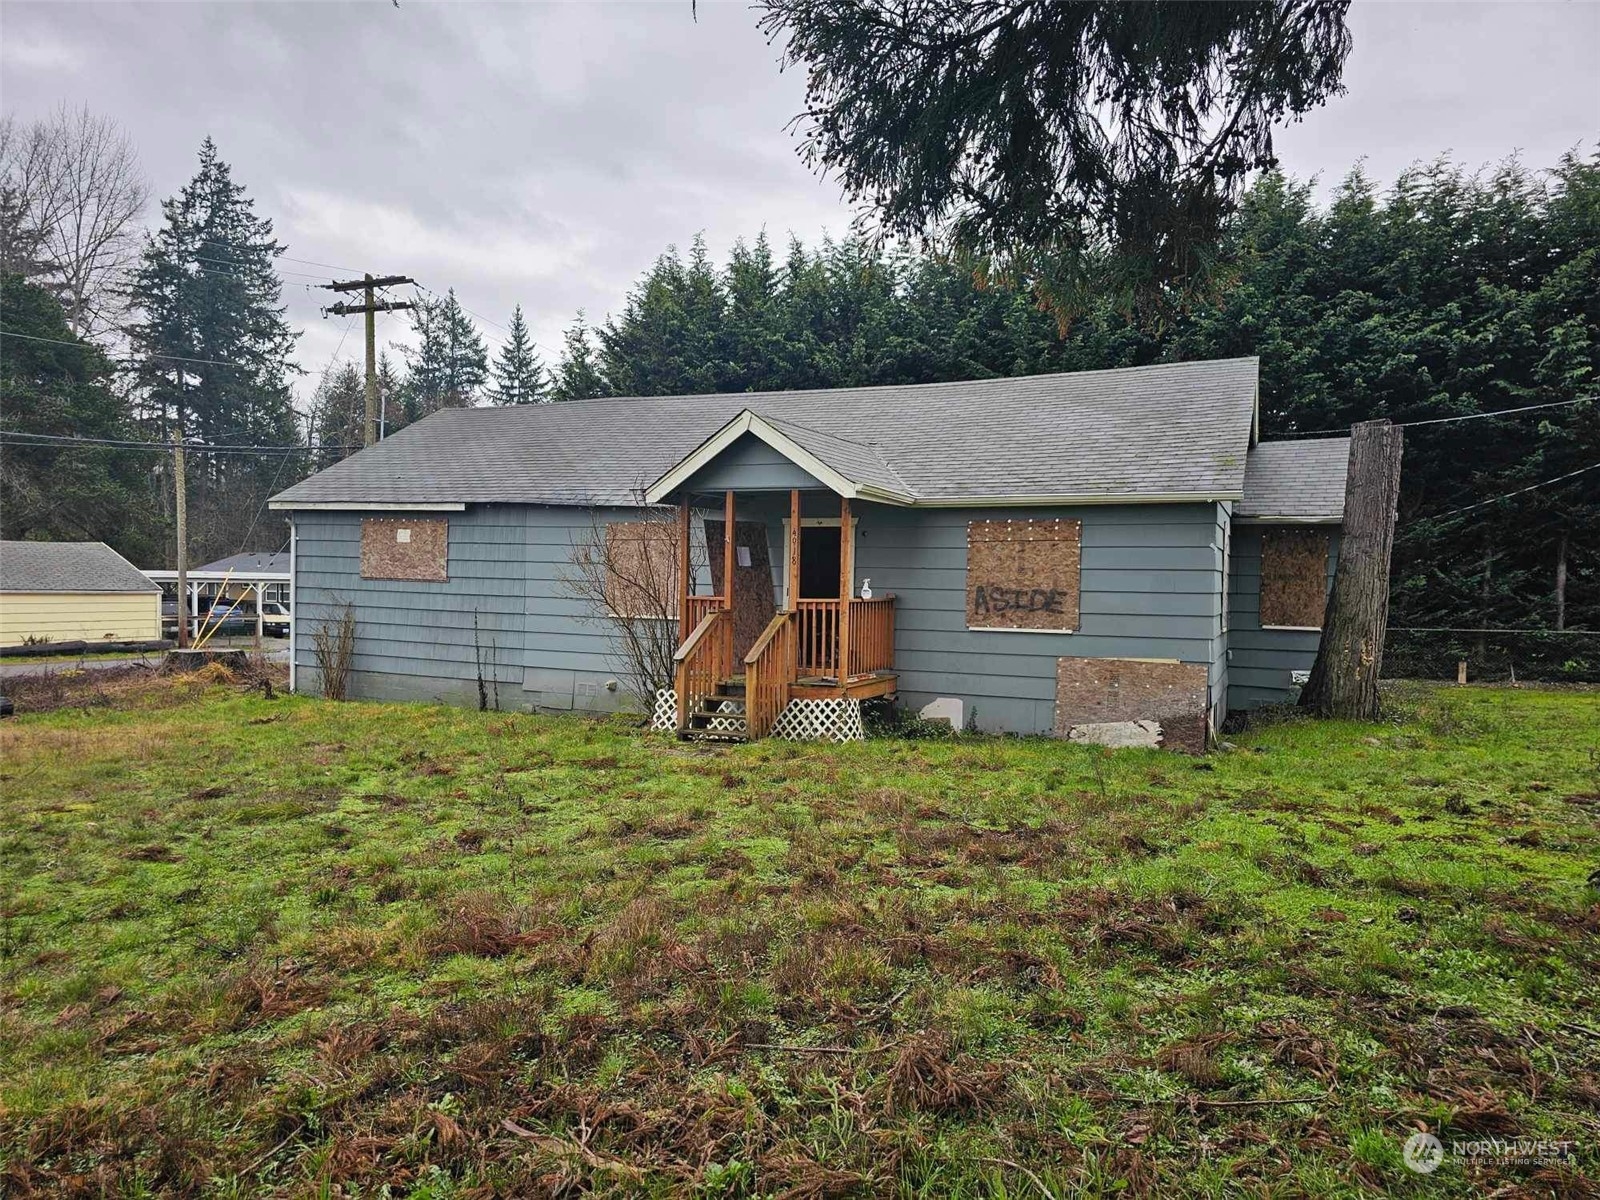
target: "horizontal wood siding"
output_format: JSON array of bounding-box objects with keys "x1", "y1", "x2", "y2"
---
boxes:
[
  {"x1": 293, "y1": 499, "x2": 1236, "y2": 731},
  {"x1": 1226, "y1": 524, "x2": 1340, "y2": 711},
  {"x1": 293, "y1": 506, "x2": 531, "y2": 706},
  {"x1": 854, "y1": 503, "x2": 1226, "y2": 734},
  {"x1": 0, "y1": 592, "x2": 160, "y2": 646}
]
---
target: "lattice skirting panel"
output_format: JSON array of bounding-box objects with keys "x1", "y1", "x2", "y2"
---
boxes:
[
  {"x1": 769, "y1": 697, "x2": 865, "y2": 743},
  {"x1": 649, "y1": 688, "x2": 678, "y2": 732}
]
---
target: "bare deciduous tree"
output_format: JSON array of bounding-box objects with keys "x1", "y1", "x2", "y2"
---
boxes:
[
  {"x1": 0, "y1": 105, "x2": 148, "y2": 336},
  {"x1": 565, "y1": 506, "x2": 701, "y2": 710},
  {"x1": 0, "y1": 116, "x2": 64, "y2": 278}
]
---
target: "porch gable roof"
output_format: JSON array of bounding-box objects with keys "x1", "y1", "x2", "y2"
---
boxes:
[{"x1": 645, "y1": 410, "x2": 917, "y2": 505}]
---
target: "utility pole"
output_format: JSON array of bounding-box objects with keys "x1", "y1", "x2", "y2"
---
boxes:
[
  {"x1": 317, "y1": 274, "x2": 414, "y2": 446},
  {"x1": 174, "y1": 422, "x2": 188, "y2": 648}
]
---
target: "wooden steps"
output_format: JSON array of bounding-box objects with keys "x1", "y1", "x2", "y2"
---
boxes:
[{"x1": 681, "y1": 679, "x2": 750, "y2": 741}]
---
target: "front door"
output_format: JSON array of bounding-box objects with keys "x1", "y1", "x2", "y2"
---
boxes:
[
  {"x1": 794, "y1": 524, "x2": 842, "y2": 677},
  {"x1": 798, "y1": 525, "x2": 841, "y2": 599}
]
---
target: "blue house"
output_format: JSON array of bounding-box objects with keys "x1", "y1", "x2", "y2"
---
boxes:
[{"x1": 270, "y1": 357, "x2": 1349, "y2": 746}]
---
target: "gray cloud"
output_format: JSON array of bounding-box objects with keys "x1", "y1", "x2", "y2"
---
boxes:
[{"x1": 2, "y1": 0, "x2": 1595, "y2": 414}]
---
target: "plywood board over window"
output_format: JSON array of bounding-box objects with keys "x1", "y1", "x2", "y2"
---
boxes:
[
  {"x1": 360, "y1": 518, "x2": 448, "y2": 582},
  {"x1": 966, "y1": 518, "x2": 1081, "y2": 631},
  {"x1": 604, "y1": 520, "x2": 680, "y2": 619},
  {"x1": 1054, "y1": 657, "x2": 1209, "y2": 754},
  {"x1": 1260, "y1": 529, "x2": 1329, "y2": 628}
]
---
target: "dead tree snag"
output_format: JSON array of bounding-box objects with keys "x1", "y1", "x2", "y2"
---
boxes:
[{"x1": 1299, "y1": 420, "x2": 1403, "y2": 719}]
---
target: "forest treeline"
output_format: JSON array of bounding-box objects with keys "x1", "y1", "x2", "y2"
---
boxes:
[
  {"x1": 2, "y1": 123, "x2": 1595, "y2": 657},
  {"x1": 563, "y1": 156, "x2": 1599, "y2": 646}
]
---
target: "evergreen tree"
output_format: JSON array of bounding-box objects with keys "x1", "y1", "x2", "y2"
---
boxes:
[
  {"x1": 375, "y1": 351, "x2": 406, "y2": 433},
  {"x1": 125, "y1": 137, "x2": 301, "y2": 561},
  {"x1": 401, "y1": 288, "x2": 488, "y2": 415},
  {"x1": 0, "y1": 273, "x2": 160, "y2": 562},
  {"x1": 487, "y1": 304, "x2": 545, "y2": 404},
  {"x1": 566, "y1": 154, "x2": 1598, "y2": 650},
  {"x1": 310, "y1": 361, "x2": 364, "y2": 469},
  {"x1": 550, "y1": 313, "x2": 608, "y2": 401}
]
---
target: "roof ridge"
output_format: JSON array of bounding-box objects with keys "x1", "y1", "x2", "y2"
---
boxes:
[{"x1": 479, "y1": 355, "x2": 1261, "y2": 412}]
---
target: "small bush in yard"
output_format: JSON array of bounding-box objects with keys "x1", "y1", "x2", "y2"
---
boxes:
[{"x1": 0, "y1": 679, "x2": 1596, "y2": 1196}]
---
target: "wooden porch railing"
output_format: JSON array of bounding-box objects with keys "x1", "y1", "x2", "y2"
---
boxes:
[
  {"x1": 743, "y1": 612, "x2": 798, "y2": 738},
  {"x1": 683, "y1": 594, "x2": 724, "y2": 632},
  {"x1": 848, "y1": 596, "x2": 896, "y2": 675},
  {"x1": 795, "y1": 596, "x2": 895, "y2": 680},
  {"x1": 795, "y1": 599, "x2": 840, "y2": 678},
  {"x1": 673, "y1": 608, "x2": 731, "y2": 735}
]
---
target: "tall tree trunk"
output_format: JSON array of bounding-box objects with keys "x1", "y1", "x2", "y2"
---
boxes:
[
  {"x1": 1554, "y1": 531, "x2": 1568, "y2": 632},
  {"x1": 1475, "y1": 546, "x2": 1494, "y2": 661},
  {"x1": 1299, "y1": 420, "x2": 1403, "y2": 719}
]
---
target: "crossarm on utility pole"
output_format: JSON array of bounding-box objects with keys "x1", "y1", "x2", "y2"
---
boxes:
[{"x1": 316, "y1": 273, "x2": 416, "y2": 446}]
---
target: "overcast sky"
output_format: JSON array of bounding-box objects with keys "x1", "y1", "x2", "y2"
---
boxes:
[{"x1": 2, "y1": 0, "x2": 1597, "y2": 416}]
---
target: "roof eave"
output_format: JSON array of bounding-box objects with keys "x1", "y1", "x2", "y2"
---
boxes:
[
  {"x1": 268, "y1": 501, "x2": 468, "y2": 512},
  {"x1": 1233, "y1": 513, "x2": 1344, "y2": 525},
  {"x1": 909, "y1": 490, "x2": 1243, "y2": 508}
]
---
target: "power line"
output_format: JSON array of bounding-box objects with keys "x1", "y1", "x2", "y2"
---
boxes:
[
  {"x1": 1, "y1": 431, "x2": 351, "y2": 454},
  {"x1": 1282, "y1": 397, "x2": 1592, "y2": 438},
  {"x1": 0, "y1": 329, "x2": 253, "y2": 369},
  {"x1": 1424, "y1": 461, "x2": 1600, "y2": 521},
  {"x1": 1389, "y1": 626, "x2": 1600, "y2": 636},
  {"x1": 190, "y1": 240, "x2": 366, "y2": 277}
]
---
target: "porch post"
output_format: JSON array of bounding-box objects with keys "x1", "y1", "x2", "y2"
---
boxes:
[
  {"x1": 677, "y1": 494, "x2": 691, "y2": 624},
  {"x1": 838, "y1": 496, "x2": 853, "y2": 682},
  {"x1": 786, "y1": 488, "x2": 801, "y2": 612},
  {"x1": 722, "y1": 489, "x2": 736, "y2": 670},
  {"x1": 254, "y1": 580, "x2": 264, "y2": 645},
  {"x1": 721, "y1": 490, "x2": 735, "y2": 604}
]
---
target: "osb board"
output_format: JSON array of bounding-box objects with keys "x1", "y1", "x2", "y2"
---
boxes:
[
  {"x1": 1054, "y1": 657, "x2": 1208, "y2": 754},
  {"x1": 360, "y1": 518, "x2": 448, "y2": 582},
  {"x1": 1260, "y1": 529, "x2": 1329, "y2": 628},
  {"x1": 604, "y1": 520, "x2": 679, "y2": 619},
  {"x1": 705, "y1": 520, "x2": 776, "y2": 663},
  {"x1": 966, "y1": 518, "x2": 1080, "y2": 631}
]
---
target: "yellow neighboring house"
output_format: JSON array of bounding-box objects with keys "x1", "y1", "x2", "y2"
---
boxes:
[{"x1": 0, "y1": 540, "x2": 162, "y2": 647}]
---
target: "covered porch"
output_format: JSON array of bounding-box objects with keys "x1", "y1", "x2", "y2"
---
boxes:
[
  {"x1": 669, "y1": 487, "x2": 896, "y2": 739},
  {"x1": 645, "y1": 409, "x2": 913, "y2": 739}
]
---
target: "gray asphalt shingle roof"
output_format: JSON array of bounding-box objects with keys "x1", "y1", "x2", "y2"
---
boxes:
[
  {"x1": 271, "y1": 357, "x2": 1262, "y2": 509},
  {"x1": 1236, "y1": 439, "x2": 1351, "y2": 521},
  {"x1": 196, "y1": 551, "x2": 289, "y2": 575},
  {"x1": 0, "y1": 541, "x2": 161, "y2": 594}
]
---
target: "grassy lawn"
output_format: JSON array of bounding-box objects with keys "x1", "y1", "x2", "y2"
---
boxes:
[{"x1": 1, "y1": 672, "x2": 1597, "y2": 1197}]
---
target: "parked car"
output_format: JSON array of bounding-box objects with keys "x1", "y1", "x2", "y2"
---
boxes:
[{"x1": 165, "y1": 598, "x2": 290, "y2": 637}]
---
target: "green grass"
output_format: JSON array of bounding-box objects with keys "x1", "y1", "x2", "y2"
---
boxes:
[{"x1": 1, "y1": 674, "x2": 1597, "y2": 1197}]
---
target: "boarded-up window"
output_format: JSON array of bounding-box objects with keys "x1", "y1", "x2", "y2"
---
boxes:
[
  {"x1": 604, "y1": 520, "x2": 680, "y2": 619},
  {"x1": 1054, "y1": 657, "x2": 1209, "y2": 754},
  {"x1": 361, "y1": 518, "x2": 448, "y2": 582},
  {"x1": 1259, "y1": 529, "x2": 1329, "y2": 628},
  {"x1": 966, "y1": 518, "x2": 1080, "y2": 631}
]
